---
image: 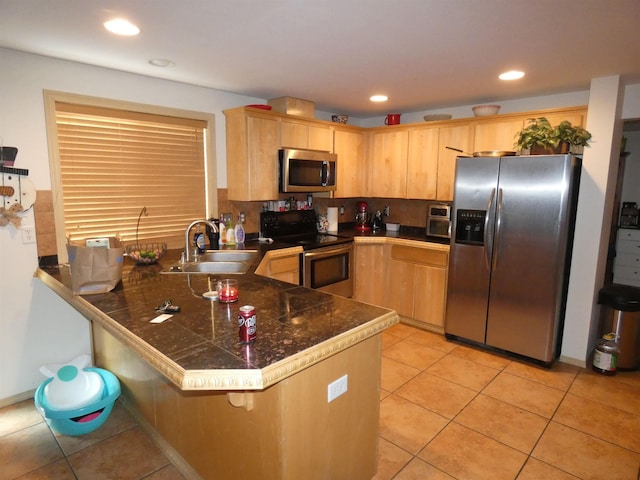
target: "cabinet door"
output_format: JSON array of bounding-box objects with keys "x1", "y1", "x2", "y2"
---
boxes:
[
  {"x1": 473, "y1": 119, "x2": 524, "y2": 152},
  {"x1": 255, "y1": 250, "x2": 301, "y2": 285},
  {"x1": 281, "y1": 119, "x2": 333, "y2": 151},
  {"x1": 334, "y1": 128, "x2": 366, "y2": 198},
  {"x1": 369, "y1": 130, "x2": 409, "y2": 198},
  {"x1": 353, "y1": 243, "x2": 385, "y2": 304},
  {"x1": 226, "y1": 110, "x2": 280, "y2": 201},
  {"x1": 385, "y1": 258, "x2": 415, "y2": 317},
  {"x1": 413, "y1": 265, "x2": 447, "y2": 328},
  {"x1": 437, "y1": 125, "x2": 473, "y2": 201},
  {"x1": 407, "y1": 127, "x2": 439, "y2": 199}
]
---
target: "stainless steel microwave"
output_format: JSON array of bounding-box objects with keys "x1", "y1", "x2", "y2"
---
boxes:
[
  {"x1": 279, "y1": 148, "x2": 337, "y2": 193},
  {"x1": 426, "y1": 204, "x2": 451, "y2": 239}
]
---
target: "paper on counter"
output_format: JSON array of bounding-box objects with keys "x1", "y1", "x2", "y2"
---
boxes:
[{"x1": 327, "y1": 207, "x2": 338, "y2": 232}]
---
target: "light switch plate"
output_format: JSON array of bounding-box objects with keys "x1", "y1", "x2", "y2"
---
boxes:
[{"x1": 22, "y1": 225, "x2": 36, "y2": 244}]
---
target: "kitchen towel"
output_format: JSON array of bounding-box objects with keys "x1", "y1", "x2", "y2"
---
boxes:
[{"x1": 327, "y1": 207, "x2": 338, "y2": 232}]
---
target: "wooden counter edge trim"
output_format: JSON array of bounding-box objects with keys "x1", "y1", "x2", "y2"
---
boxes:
[
  {"x1": 259, "y1": 310, "x2": 399, "y2": 388},
  {"x1": 353, "y1": 236, "x2": 450, "y2": 251},
  {"x1": 36, "y1": 268, "x2": 399, "y2": 392}
]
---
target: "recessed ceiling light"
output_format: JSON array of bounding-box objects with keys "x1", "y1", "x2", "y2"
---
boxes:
[
  {"x1": 149, "y1": 59, "x2": 175, "y2": 68},
  {"x1": 370, "y1": 95, "x2": 388, "y2": 102},
  {"x1": 499, "y1": 70, "x2": 525, "y2": 81},
  {"x1": 104, "y1": 18, "x2": 140, "y2": 36}
]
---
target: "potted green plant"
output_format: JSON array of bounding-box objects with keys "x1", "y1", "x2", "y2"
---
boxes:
[
  {"x1": 553, "y1": 120, "x2": 592, "y2": 153},
  {"x1": 514, "y1": 117, "x2": 592, "y2": 154}
]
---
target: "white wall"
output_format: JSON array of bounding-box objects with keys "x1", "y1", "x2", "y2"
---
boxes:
[{"x1": 2, "y1": 47, "x2": 640, "y2": 402}]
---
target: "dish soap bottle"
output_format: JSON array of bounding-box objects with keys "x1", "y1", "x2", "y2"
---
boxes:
[
  {"x1": 235, "y1": 213, "x2": 245, "y2": 244},
  {"x1": 218, "y1": 218, "x2": 227, "y2": 247},
  {"x1": 225, "y1": 216, "x2": 236, "y2": 246}
]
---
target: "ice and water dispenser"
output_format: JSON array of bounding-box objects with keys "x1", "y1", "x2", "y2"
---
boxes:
[{"x1": 455, "y1": 209, "x2": 486, "y2": 245}]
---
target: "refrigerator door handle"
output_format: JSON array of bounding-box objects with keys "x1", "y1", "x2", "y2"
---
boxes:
[
  {"x1": 484, "y1": 188, "x2": 496, "y2": 269},
  {"x1": 492, "y1": 188, "x2": 504, "y2": 270}
]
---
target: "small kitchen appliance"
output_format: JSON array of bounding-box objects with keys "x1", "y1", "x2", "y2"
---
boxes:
[
  {"x1": 426, "y1": 204, "x2": 451, "y2": 239},
  {"x1": 620, "y1": 202, "x2": 639, "y2": 227},
  {"x1": 355, "y1": 201, "x2": 372, "y2": 232}
]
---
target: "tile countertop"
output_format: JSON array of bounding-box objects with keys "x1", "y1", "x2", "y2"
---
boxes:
[{"x1": 36, "y1": 242, "x2": 398, "y2": 392}]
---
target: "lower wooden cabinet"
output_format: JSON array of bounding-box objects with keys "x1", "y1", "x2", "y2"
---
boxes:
[
  {"x1": 353, "y1": 243, "x2": 386, "y2": 304},
  {"x1": 255, "y1": 248, "x2": 302, "y2": 284},
  {"x1": 354, "y1": 240, "x2": 448, "y2": 332}
]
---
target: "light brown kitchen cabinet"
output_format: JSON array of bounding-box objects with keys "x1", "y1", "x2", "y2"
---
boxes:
[
  {"x1": 224, "y1": 107, "x2": 280, "y2": 201},
  {"x1": 368, "y1": 129, "x2": 409, "y2": 198},
  {"x1": 255, "y1": 248, "x2": 301, "y2": 284},
  {"x1": 473, "y1": 118, "x2": 525, "y2": 153},
  {"x1": 384, "y1": 244, "x2": 449, "y2": 332},
  {"x1": 406, "y1": 127, "x2": 439, "y2": 199},
  {"x1": 436, "y1": 124, "x2": 473, "y2": 201},
  {"x1": 333, "y1": 126, "x2": 368, "y2": 198},
  {"x1": 353, "y1": 243, "x2": 386, "y2": 305},
  {"x1": 280, "y1": 118, "x2": 333, "y2": 152}
]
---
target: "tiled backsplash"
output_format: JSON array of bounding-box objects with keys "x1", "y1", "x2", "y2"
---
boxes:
[{"x1": 34, "y1": 189, "x2": 439, "y2": 255}]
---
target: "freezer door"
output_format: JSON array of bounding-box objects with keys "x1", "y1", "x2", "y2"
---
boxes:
[
  {"x1": 445, "y1": 156, "x2": 499, "y2": 343},
  {"x1": 485, "y1": 154, "x2": 579, "y2": 362}
]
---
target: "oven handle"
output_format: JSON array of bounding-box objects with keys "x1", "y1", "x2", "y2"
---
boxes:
[{"x1": 303, "y1": 244, "x2": 353, "y2": 259}]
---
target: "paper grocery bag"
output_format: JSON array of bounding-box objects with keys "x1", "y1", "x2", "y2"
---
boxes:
[{"x1": 67, "y1": 239, "x2": 124, "y2": 295}]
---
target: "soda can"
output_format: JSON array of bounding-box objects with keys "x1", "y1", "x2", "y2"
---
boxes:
[{"x1": 238, "y1": 305, "x2": 257, "y2": 343}]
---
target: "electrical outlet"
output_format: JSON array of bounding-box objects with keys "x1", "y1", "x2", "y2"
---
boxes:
[
  {"x1": 327, "y1": 374, "x2": 348, "y2": 402},
  {"x1": 340, "y1": 206, "x2": 345, "y2": 215},
  {"x1": 383, "y1": 206, "x2": 390, "y2": 217},
  {"x1": 22, "y1": 225, "x2": 36, "y2": 244}
]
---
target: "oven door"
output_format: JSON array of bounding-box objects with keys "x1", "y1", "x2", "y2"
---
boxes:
[{"x1": 303, "y1": 243, "x2": 353, "y2": 297}]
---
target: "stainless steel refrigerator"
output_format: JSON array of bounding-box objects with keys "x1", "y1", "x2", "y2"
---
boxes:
[{"x1": 444, "y1": 154, "x2": 581, "y2": 365}]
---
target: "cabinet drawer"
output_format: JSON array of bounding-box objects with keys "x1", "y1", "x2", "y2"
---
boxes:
[
  {"x1": 614, "y1": 253, "x2": 640, "y2": 268},
  {"x1": 613, "y1": 265, "x2": 640, "y2": 281},
  {"x1": 618, "y1": 229, "x2": 640, "y2": 241},
  {"x1": 269, "y1": 255, "x2": 300, "y2": 274},
  {"x1": 617, "y1": 240, "x2": 640, "y2": 254},
  {"x1": 390, "y1": 245, "x2": 448, "y2": 267}
]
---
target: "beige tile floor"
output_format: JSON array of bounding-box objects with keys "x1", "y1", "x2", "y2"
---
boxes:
[{"x1": 2, "y1": 323, "x2": 639, "y2": 479}]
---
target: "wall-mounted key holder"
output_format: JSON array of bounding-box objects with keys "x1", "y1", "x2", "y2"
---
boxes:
[{"x1": 1, "y1": 163, "x2": 37, "y2": 228}]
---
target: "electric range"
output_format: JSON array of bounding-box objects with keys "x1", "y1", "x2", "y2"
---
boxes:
[{"x1": 260, "y1": 210, "x2": 352, "y2": 250}]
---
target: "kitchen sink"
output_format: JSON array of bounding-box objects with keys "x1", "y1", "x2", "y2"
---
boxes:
[
  {"x1": 161, "y1": 250, "x2": 258, "y2": 275},
  {"x1": 198, "y1": 250, "x2": 257, "y2": 262}
]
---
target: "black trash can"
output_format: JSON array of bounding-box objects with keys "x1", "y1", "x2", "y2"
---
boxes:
[{"x1": 598, "y1": 285, "x2": 640, "y2": 370}]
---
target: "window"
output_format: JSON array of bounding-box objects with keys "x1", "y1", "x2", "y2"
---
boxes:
[{"x1": 44, "y1": 91, "x2": 217, "y2": 262}]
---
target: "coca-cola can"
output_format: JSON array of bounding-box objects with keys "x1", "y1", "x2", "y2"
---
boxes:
[{"x1": 238, "y1": 305, "x2": 257, "y2": 343}]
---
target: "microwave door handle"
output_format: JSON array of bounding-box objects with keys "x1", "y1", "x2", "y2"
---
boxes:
[{"x1": 321, "y1": 161, "x2": 328, "y2": 186}]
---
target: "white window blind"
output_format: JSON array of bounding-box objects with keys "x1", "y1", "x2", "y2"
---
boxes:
[{"x1": 55, "y1": 102, "x2": 207, "y2": 249}]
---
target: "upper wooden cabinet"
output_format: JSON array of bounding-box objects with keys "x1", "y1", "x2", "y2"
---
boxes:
[
  {"x1": 368, "y1": 129, "x2": 409, "y2": 198},
  {"x1": 407, "y1": 127, "x2": 439, "y2": 199},
  {"x1": 280, "y1": 118, "x2": 333, "y2": 151},
  {"x1": 225, "y1": 107, "x2": 280, "y2": 201},
  {"x1": 224, "y1": 105, "x2": 587, "y2": 201},
  {"x1": 333, "y1": 126, "x2": 367, "y2": 198},
  {"x1": 436, "y1": 124, "x2": 473, "y2": 201},
  {"x1": 473, "y1": 118, "x2": 524, "y2": 152}
]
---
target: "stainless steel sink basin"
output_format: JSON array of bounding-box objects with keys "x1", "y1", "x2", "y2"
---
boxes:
[
  {"x1": 198, "y1": 250, "x2": 257, "y2": 262},
  {"x1": 161, "y1": 250, "x2": 257, "y2": 275}
]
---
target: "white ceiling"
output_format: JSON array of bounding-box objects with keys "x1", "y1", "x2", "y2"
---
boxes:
[{"x1": 1, "y1": 0, "x2": 640, "y2": 116}]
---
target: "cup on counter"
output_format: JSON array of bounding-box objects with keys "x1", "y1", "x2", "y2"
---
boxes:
[
  {"x1": 384, "y1": 113, "x2": 401, "y2": 125},
  {"x1": 217, "y1": 279, "x2": 239, "y2": 303}
]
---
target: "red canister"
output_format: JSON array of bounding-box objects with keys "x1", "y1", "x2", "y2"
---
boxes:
[{"x1": 238, "y1": 305, "x2": 257, "y2": 343}]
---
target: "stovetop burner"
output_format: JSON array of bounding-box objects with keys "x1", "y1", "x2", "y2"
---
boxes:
[{"x1": 260, "y1": 211, "x2": 352, "y2": 250}]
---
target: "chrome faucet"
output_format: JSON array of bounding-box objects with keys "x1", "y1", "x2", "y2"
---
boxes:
[{"x1": 184, "y1": 220, "x2": 218, "y2": 262}]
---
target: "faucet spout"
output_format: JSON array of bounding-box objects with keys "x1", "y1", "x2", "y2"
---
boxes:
[{"x1": 185, "y1": 220, "x2": 218, "y2": 262}]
